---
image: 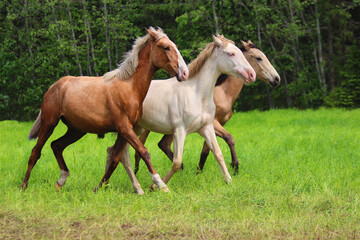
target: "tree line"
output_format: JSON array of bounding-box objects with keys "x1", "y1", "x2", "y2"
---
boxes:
[{"x1": 1, "y1": 0, "x2": 359, "y2": 121}]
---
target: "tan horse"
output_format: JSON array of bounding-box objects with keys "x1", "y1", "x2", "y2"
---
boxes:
[
  {"x1": 134, "y1": 40, "x2": 280, "y2": 173},
  {"x1": 20, "y1": 27, "x2": 188, "y2": 194}
]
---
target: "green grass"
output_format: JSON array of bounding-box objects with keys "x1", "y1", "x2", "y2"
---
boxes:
[{"x1": 1, "y1": 108, "x2": 360, "y2": 239}]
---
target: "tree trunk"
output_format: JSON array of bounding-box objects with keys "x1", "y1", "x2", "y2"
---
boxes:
[
  {"x1": 268, "y1": 36, "x2": 291, "y2": 107},
  {"x1": 289, "y1": 0, "x2": 308, "y2": 107},
  {"x1": 103, "y1": 2, "x2": 112, "y2": 70},
  {"x1": 315, "y1": 0, "x2": 326, "y2": 91},
  {"x1": 66, "y1": 1, "x2": 83, "y2": 76},
  {"x1": 328, "y1": 23, "x2": 335, "y2": 91},
  {"x1": 258, "y1": 22, "x2": 274, "y2": 109},
  {"x1": 82, "y1": 0, "x2": 92, "y2": 76},
  {"x1": 82, "y1": 0, "x2": 99, "y2": 76},
  {"x1": 314, "y1": 48, "x2": 322, "y2": 87},
  {"x1": 212, "y1": 0, "x2": 219, "y2": 35},
  {"x1": 24, "y1": 0, "x2": 32, "y2": 57},
  {"x1": 51, "y1": 4, "x2": 69, "y2": 75},
  {"x1": 282, "y1": 71, "x2": 292, "y2": 108}
]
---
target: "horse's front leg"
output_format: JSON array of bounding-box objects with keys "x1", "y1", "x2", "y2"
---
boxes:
[
  {"x1": 106, "y1": 144, "x2": 145, "y2": 195},
  {"x1": 197, "y1": 124, "x2": 232, "y2": 183},
  {"x1": 121, "y1": 123, "x2": 169, "y2": 192},
  {"x1": 121, "y1": 144, "x2": 145, "y2": 195},
  {"x1": 150, "y1": 128, "x2": 186, "y2": 190}
]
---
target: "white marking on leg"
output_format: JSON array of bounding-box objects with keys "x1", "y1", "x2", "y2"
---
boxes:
[
  {"x1": 151, "y1": 173, "x2": 167, "y2": 189},
  {"x1": 57, "y1": 170, "x2": 70, "y2": 186}
]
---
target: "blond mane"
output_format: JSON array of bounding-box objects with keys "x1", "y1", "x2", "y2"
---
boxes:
[
  {"x1": 104, "y1": 27, "x2": 167, "y2": 81},
  {"x1": 188, "y1": 35, "x2": 234, "y2": 78}
]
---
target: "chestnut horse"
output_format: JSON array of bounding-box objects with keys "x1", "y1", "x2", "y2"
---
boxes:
[
  {"x1": 134, "y1": 40, "x2": 280, "y2": 173},
  {"x1": 20, "y1": 27, "x2": 188, "y2": 194},
  {"x1": 105, "y1": 35, "x2": 256, "y2": 192}
]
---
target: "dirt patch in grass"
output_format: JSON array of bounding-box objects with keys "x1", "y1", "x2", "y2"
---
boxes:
[{"x1": 1, "y1": 209, "x2": 360, "y2": 239}]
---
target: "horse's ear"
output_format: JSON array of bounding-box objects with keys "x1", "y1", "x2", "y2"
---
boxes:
[
  {"x1": 212, "y1": 35, "x2": 223, "y2": 46},
  {"x1": 247, "y1": 39, "x2": 254, "y2": 45},
  {"x1": 156, "y1": 27, "x2": 164, "y2": 33},
  {"x1": 241, "y1": 40, "x2": 250, "y2": 50},
  {"x1": 146, "y1": 28, "x2": 158, "y2": 40}
]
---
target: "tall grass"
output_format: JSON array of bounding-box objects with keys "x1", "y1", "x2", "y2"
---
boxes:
[{"x1": 0, "y1": 109, "x2": 359, "y2": 239}]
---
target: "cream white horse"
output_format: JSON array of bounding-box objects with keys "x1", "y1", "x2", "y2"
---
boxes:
[
  {"x1": 135, "y1": 40, "x2": 281, "y2": 174},
  {"x1": 105, "y1": 35, "x2": 256, "y2": 194}
]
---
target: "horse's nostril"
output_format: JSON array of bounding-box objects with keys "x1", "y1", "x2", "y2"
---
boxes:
[{"x1": 274, "y1": 76, "x2": 280, "y2": 83}]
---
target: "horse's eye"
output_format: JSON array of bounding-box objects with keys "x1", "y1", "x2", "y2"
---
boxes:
[
  {"x1": 228, "y1": 52, "x2": 235, "y2": 57},
  {"x1": 256, "y1": 57, "x2": 262, "y2": 61},
  {"x1": 163, "y1": 47, "x2": 170, "y2": 51}
]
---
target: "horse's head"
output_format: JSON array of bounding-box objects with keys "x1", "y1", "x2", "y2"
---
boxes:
[
  {"x1": 241, "y1": 40, "x2": 280, "y2": 87},
  {"x1": 146, "y1": 27, "x2": 188, "y2": 82},
  {"x1": 213, "y1": 35, "x2": 256, "y2": 84}
]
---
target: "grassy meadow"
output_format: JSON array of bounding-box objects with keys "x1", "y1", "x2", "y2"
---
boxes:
[{"x1": 0, "y1": 108, "x2": 360, "y2": 239}]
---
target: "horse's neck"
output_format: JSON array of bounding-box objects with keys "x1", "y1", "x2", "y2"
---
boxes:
[
  {"x1": 216, "y1": 75, "x2": 245, "y2": 106},
  {"x1": 193, "y1": 55, "x2": 221, "y2": 101},
  {"x1": 130, "y1": 44, "x2": 157, "y2": 102}
]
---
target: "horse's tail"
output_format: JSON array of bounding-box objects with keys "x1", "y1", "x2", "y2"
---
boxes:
[{"x1": 28, "y1": 110, "x2": 41, "y2": 140}]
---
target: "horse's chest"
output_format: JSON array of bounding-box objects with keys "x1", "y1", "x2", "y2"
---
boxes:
[{"x1": 186, "y1": 113, "x2": 213, "y2": 133}]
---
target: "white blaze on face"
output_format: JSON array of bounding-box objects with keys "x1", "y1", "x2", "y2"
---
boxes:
[{"x1": 171, "y1": 42, "x2": 189, "y2": 80}]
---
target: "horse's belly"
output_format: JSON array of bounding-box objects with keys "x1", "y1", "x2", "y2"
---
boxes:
[
  {"x1": 61, "y1": 103, "x2": 113, "y2": 134},
  {"x1": 138, "y1": 118, "x2": 173, "y2": 134}
]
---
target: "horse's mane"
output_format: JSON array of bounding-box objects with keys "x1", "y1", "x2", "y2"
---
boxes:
[
  {"x1": 104, "y1": 27, "x2": 167, "y2": 81},
  {"x1": 188, "y1": 35, "x2": 234, "y2": 78}
]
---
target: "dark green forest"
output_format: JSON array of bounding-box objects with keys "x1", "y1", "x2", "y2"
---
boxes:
[{"x1": 1, "y1": 0, "x2": 359, "y2": 121}]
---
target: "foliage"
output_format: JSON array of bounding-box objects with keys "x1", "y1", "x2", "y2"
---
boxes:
[
  {"x1": 1, "y1": 109, "x2": 360, "y2": 238},
  {"x1": 325, "y1": 41, "x2": 360, "y2": 108},
  {"x1": 0, "y1": 0, "x2": 359, "y2": 120}
]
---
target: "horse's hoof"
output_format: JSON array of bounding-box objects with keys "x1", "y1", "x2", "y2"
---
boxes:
[
  {"x1": 149, "y1": 183, "x2": 158, "y2": 192},
  {"x1": 225, "y1": 177, "x2": 232, "y2": 184},
  {"x1": 135, "y1": 188, "x2": 145, "y2": 195},
  {"x1": 93, "y1": 186, "x2": 99, "y2": 193},
  {"x1": 19, "y1": 183, "x2": 27, "y2": 191},
  {"x1": 181, "y1": 163, "x2": 184, "y2": 170},
  {"x1": 55, "y1": 182, "x2": 62, "y2": 191},
  {"x1": 160, "y1": 186, "x2": 170, "y2": 193}
]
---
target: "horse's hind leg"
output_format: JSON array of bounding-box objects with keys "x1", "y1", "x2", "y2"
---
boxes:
[
  {"x1": 197, "y1": 124, "x2": 232, "y2": 183},
  {"x1": 213, "y1": 120, "x2": 239, "y2": 173},
  {"x1": 134, "y1": 129, "x2": 150, "y2": 174},
  {"x1": 158, "y1": 134, "x2": 174, "y2": 161},
  {"x1": 198, "y1": 120, "x2": 239, "y2": 173},
  {"x1": 158, "y1": 134, "x2": 185, "y2": 170},
  {"x1": 51, "y1": 127, "x2": 85, "y2": 190},
  {"x1": 20, "y1": 116, "x2": 59, "y2": 189},
  {"x1": 198, "y1": 141, "x2": 210, "y2": 172}
]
